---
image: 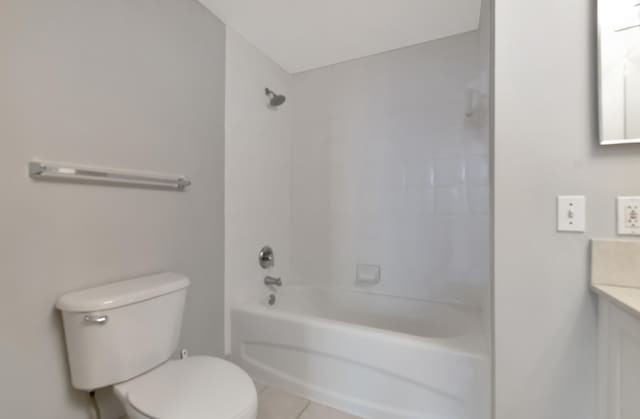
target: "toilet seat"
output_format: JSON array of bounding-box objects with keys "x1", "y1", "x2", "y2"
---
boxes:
[{"x1": 114, "y1": 356, "x2": 257, "y2": 419}]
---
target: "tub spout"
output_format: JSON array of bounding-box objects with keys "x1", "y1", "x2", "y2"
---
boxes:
[{"x1": 264, "y1": 276, "x2": 282, "y2": 287}]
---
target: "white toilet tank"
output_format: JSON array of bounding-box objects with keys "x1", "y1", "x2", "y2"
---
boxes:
[{"x1": 56, "y1": 273, "x2": 190, "y2": 391}]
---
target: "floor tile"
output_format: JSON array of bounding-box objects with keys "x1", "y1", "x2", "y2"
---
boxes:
[
  {"x1": 298, "y1": 402, "x2": 362, "y2": 419},
  {"x1": 258, "y1": 387, "x2": 309, "y2": 419}
]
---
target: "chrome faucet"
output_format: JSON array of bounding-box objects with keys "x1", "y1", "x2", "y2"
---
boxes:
[{"x1": 264, "y1": 276, "x2": 282, "y2": 287}]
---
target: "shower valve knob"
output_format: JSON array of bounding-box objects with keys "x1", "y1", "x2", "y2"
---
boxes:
[{"x1": 259, "y1": 246, "x2": 275, "y2": 269}]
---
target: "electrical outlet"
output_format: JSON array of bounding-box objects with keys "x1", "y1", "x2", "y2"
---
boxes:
[{"x1": 617, "y1": 197, "x2": 640, "y2": 235}]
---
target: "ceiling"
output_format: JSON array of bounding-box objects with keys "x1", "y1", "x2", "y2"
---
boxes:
[{"x1": 199, "y1": 0, "x2": 483, "y2": 74}]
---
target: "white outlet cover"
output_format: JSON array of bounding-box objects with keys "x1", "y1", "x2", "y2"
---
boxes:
[
  {"x1": 617, "y1": 197, "x2": 640, "y2": 236},
  {"x1": 557, "y1": 196, "x2": 586, "y2": 233}
]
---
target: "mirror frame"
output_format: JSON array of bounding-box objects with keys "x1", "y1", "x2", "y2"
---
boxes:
[{"x1": 597, "y1": 0, "x2": 640, "y2": 145}]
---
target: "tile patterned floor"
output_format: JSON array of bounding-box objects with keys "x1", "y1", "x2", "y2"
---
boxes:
[{"x1": 255, "y1": 383, "x2": 362, "y2": 419}]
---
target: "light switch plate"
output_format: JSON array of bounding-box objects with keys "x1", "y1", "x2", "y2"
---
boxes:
[
  {"x1": 617, "y1": 197, "x2": 640, "y2": 236},
  {"x1": 557, "y1": 196, "x2": 586, "y2": 232}
]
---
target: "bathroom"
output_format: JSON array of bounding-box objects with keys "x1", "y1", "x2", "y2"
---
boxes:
[{"x1": 2, "y1": 0, "x2": 640, "y2": 419}]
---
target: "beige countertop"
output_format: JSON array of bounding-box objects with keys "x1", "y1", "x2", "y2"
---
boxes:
[
  {"x1": 592, "y1": 283, "x2": 640, "y2": 318},
  {"x1": 591, "y1": 240, "x2": 640, "y2": 317}
]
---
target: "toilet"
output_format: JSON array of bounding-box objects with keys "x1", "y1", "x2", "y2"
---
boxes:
[{"x1": 56, "y1": 272, "x2": 257, "y2": 419}]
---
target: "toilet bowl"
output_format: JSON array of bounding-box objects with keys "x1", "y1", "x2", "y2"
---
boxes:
[
  {"x1": 114, "y1": 356, "x2": 257, "y2": 419},
  {"x1": 56, "y1": 273, "x2": 257, "y2": 419}
]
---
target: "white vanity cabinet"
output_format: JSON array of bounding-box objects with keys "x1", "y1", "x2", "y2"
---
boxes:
[
  {"x1": 591, "y1": 240, "x2": 640, "y2": 419},
  {"x1": 597, "y1": 296, "x2": 640, "y2": 419}
]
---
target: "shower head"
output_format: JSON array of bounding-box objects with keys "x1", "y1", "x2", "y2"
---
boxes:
[{"x1": 265, "y1": 88, "x2": 286, "y2": 107}]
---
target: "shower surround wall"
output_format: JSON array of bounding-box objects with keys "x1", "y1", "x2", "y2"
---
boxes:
[
  {"x1": 225, "y1": 28, "x2": 490, "y2": 342},
  {"x1": 290, "y1": 31, "x2": 490, "y2": 306},
  {"x1": 225, "y1": 29, "x2": 293, "y2": 349}
]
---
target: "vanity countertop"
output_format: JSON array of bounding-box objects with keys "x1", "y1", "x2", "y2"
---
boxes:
[
  {"x1": 591, "y1": 239, "x2": 640, "y2": 317},
  {"x1": 591, "y1": 283, "x2": 640, "y2": 318}
]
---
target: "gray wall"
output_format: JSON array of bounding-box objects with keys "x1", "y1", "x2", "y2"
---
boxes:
[
  {"x1": 0, "y1": 1, "x2": 225, "y2": 418},
  {"x1": 494, "y1": 0, "x2": 640, "y2": 418}
]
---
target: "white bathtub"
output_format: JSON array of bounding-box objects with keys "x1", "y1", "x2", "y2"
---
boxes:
[{"x1": 231, "y1": 286, "x2": 490, "y2": 419}]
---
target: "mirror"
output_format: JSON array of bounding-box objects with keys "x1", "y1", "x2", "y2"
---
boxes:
[{"x1": 598, "y1": 0, "x2": 640, "y2": 144}]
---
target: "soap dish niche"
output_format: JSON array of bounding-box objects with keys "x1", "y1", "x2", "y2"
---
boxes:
[{"x1": 356, "y1": 264, "x2": 381, "y2": 286}]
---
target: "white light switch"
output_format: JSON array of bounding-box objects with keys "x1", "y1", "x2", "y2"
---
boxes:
[
  {"x1": 557, "y1": 196, "x2": 586, "y2": 232},
  {"x1": 617, "y1": 197, "x2": 640, "y2": 235}
]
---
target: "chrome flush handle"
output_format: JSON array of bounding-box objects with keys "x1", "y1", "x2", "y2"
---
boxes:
[{"x1": 84, "y1": 314, "x2": 109, "y2": 325}]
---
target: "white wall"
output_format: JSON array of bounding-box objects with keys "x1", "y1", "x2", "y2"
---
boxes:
[
  {"x1": 225, "y1": 29, "x2": 293, "y2": 350},
  {"x1": 0, "y1": 1, "x2": 225, "y2": 418},
  {"x1": 290, "y1": 32, "x2": 491, "y2": 306},
  {"x1": 494, "y1": 0, "x2": 640, "y2": 418}
]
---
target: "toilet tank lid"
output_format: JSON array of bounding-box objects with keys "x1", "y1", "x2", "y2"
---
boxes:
[{"x1": 56, "y1": 272, "x2": 190, "y2": 313}]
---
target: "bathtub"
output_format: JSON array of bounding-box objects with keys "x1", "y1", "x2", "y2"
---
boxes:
[{"x1": 231, "y1": 286, "x2": 490, "y2": 419}]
